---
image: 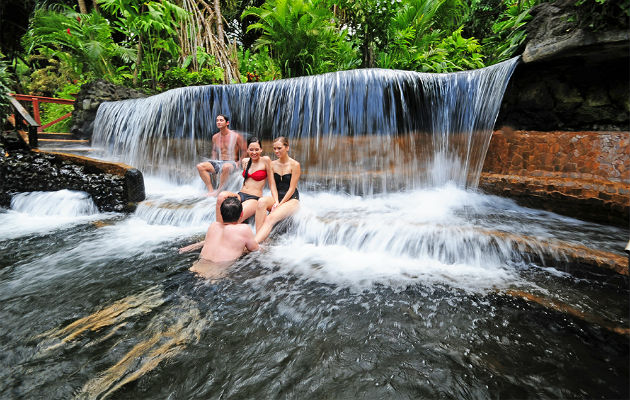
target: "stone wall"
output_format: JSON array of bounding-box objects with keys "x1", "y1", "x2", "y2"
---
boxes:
[
  {"x1": 496, "y1": 58, "x2": 629, "y2": 132},
  {"x1": 480, "y1": 129, "x2": 629, "y2": 226},
  {"x1": 0, "y1": 131, "x2": 145, "y2": 212},
  {"x1": 496, "y1": 0, "x2": 629, "y2": 132},
  {"x1": 70, "y1": 79, "x2": 146, "y2": 140}
]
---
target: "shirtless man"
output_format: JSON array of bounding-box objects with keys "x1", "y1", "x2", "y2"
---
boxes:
[
  {"x1": 179, "y1": 196, "x2": 259, "y2": 278},
  {"x1": 196, "y1": 114, "x2": 247, "y2": 196}
]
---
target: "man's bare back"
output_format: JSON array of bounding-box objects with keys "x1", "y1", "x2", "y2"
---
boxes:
[
  {"x1": 179, "y1": 195, "x2": 259, "y2": 268},
  {"x1": 200, "y1": 221, "x2": 259, "y2": 262}
]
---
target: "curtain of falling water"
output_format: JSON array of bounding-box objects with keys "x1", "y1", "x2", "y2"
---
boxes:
[{"x1": 92, "y1": 58, "x2": 519, "y2": 191}]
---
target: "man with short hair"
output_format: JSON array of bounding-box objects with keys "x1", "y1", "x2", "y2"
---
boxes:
[
  {"x1": 196, "y1": 114, "x2": 247, "y2": 196},
  {"x1": 179, "y1": 195, "x2": 259, "y2": 263}
]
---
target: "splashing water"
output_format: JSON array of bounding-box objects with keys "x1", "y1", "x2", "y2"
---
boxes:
[
  {"x1": 11, "y1": 190, "x2": 99, "y2": 217},
  {"x1": 93, "y1": 59, "x2": 519, "y2": 189},
  {"x1": 1, "y1": 60, "x2": 627, "y2": 399}
]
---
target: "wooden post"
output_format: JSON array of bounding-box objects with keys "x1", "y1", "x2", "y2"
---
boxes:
[
  {"x1": 32, "y1": 98, "x2": 42, "y2": 132},
  {"x1": 8, "y1": 96, "x2": 41, "y2": 148},
  {"x1": 28, "y1": 125, "x2": 38, "y2": 148}
]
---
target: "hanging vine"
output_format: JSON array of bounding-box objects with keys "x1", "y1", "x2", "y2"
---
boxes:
[{"x1": 178, "y1": 0, "x2": 240, "y2": 83}]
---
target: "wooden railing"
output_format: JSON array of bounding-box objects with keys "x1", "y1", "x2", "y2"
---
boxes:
[{"x1": 7, "y1": 93, "x2": 76, "y2": 148}]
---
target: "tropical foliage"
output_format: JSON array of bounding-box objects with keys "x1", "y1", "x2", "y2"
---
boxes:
[
  {"x1": 238, "y1": 46, "x2": 282, "y2": 82},
  {"x1": 39, "y1": 80, "x2": 83, "y2": 132},
  {"x1": 9, "y1": 0, "x2": 616, "y2": 117},
  {"x1": 374, "y1": 0, "x2": 479, "y2": 71},
  {"x1": 97, "y1": 0, "x2": 188, "y2": 89},
  {"x1": 22, "y1": 6, "x2": 132, "y2": 81},
  {"x1": 483, "y1": 0, "x2": 540, "y2": 64},
  {"x1": 0, "y1": 53, "x2": 13, "y2": 126},
  {"x1": 15, "y1": 0, "x2": 550, "y2": 94},
  {"x1": 242, "y1": 0, "x2": 359, "y2": 77}
]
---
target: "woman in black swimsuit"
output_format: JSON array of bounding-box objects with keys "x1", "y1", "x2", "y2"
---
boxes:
[
  {"x1": 216, "y1": 137, "x2": 277, "y2": 223},
  {"x1": 255, "y1": 136, "x2": 301, "y2": 242}
]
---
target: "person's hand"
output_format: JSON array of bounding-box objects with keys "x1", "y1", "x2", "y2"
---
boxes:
[{"x1": 271, "y1": 202, "x2": 279, "y2": 212}]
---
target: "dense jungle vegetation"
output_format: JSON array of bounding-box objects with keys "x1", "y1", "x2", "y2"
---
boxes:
[{"x1": 0, "y1": 0, "x2": 628, "y2": 130}]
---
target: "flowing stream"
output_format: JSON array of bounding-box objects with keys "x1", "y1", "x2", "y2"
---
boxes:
[{"x1": 1, "y1": 59, "x2": 628, "y2": 399}]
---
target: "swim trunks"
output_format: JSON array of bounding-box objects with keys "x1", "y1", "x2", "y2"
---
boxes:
[{"x1": 208, "y1": 160, "x2": 237, "y2": 172}]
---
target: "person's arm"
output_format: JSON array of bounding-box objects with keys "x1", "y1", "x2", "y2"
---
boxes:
[
  {"x1": 179, "y1": 241, "x2": 204, "y2": 254},
  {"x1": 265, "y1": 157, "x2": 279, "y2": 205},
  {"x1": 244, "y1": 229, "x2": 260, "y2": 252},
  {"x1": 237, "y1": 133, "x2": 247, "y2": 164},
  {"x1": 278, "y1": 161, "x2": 301, "y2": 205},
  {"x1": 211, "y1": 134, "x2": 218, "y2": 159}
]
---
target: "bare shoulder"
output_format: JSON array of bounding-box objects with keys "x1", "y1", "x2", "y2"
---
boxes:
[
  {"x1": 235, "y1": 223, "x2": 255, "y2": 236},
  {"x1": 262, "y1": 155, "x2": 272, "y2": 163},
  {"x1": 234, "y1": 130, "x2": 245, "y2": 140},
  {"x1": 242, "y1": 158, "x2": 250, "y2": 167},
  {"x1": 207, "y1": 221, "x2": 221, "y2": 234},
  {"x1": 290, "y1": 158, "x2": 301, "y2": 168}
]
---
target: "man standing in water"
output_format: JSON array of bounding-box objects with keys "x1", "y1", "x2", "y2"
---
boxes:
[
  {"x1": 196, "y1": 114, "x2": 246, "y2": 196},
  {"x1": 179, "y1": 195, "x2": 259, "y2": 279}
]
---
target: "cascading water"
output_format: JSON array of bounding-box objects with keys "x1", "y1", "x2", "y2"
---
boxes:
[
  {"x1": 1, "y1": 59, "x2": 627, "y2": 399},
  {"x1": 92, "y1": 58, "x2": 519, "y2": 190}
]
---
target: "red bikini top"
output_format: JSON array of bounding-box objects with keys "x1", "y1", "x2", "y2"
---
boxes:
[{"x1": 243, "y1": 169, "x2": 267, "y2": 181}]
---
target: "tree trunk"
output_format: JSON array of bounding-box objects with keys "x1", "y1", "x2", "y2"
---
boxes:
[
  {"x1": 132, "y1": 3, "x2": 147, "y2": 86},
  {"x1": 214, "y1": 0, "x2": 225, "y2": 48},
  {"x1": 91, "y1": 0, "x2": 99, "y2": 13},
  {"x1": 133, "y1": 36, "x2": 143, "y2": 85},
  {"x1": 77, "y1": 0, "x2": 88, "y2": 14}
]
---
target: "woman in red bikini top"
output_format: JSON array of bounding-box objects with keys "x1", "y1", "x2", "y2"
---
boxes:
[{"x1": 215, "y1": 137, "x2": 277, "y2": 224}]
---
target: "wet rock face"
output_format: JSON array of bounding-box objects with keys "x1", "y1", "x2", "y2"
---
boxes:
[
  {"x1": 497, "y1": 0, "x2": 629, "y2": 131},
  {"x1": 497, "y1": 58, "x2": 629, "y2": 131},
  {"x1": 522, "y1": 0, "x2": 628, "y2": 63},
  {"x1": 481, "y1": 130, "x2": 629, "y2": 226},
  {"x1": 70, "y1": 80, "x2": 146, "y2": 140},
  {"x1": 0, "y1": 134, "x2": 145, "y2": 212}
]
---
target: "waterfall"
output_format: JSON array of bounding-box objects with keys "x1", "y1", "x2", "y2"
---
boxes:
[{"x1": 92, "y1": 58, "x2": 519, "y2": 191}]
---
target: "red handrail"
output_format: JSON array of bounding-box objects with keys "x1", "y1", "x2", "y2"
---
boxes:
[{"x1": 9, "y1": 93, "x2": 75, "y2": 133}]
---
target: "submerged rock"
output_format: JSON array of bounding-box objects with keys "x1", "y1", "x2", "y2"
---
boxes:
[{"x1": 0, "y1": 131, "x2": 145, "y2": 212}]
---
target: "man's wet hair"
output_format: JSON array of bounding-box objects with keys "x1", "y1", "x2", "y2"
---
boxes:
[
  {"x1": 220, "y1": 196, "x2": 242, "y2": 222},
  {"x1": 217, "y1": 114, "x2": 230, "y2": 123}
]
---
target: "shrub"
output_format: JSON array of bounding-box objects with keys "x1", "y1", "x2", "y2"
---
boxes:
[
  {"x1": 162, "y1": 66, "x2": 225, "y2": 89},
  {"x1": 238, "y1": 46, "x2": 282, "y2": 82},
  {"x1": 0, "y1": 54, "x2": 13, "y2": 126},
  {"x1": 39, "y1": 81, "x2": 82, "y2": 132}
]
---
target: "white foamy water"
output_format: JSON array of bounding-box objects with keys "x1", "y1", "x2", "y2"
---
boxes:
[
  {"x1": 252, "y1": 185, "x2": 525, "y2": 292},
  {"x1": 1, "y1": 177, "x2": 624, "y2": 295},
  {"x1": 0, "y1": 190, "x2": 109, "y2": 239},
  {"x1": 11, "y1": 190, "x2": 99, "y2": 216}
]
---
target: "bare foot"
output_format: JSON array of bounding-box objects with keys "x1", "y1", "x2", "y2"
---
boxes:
[{"x1": 206, "y1": 190, "x2": 219, "y2": 197}]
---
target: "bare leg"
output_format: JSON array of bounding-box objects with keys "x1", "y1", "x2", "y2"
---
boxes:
[
  {"x1": 217, "y1": 163, "x2": 235, "y2": 193},
  {"x1": 197, "y1": 162, "x2": 217, "y2": 194},
  {"x1": 255, "y1": 199, "x2": 300, "y2": 243},
  {"x1": 238, "y1": 199, "x2": 258, "y2": 223},
  {"x1": 216, "y1": 191, "x2": 238, "y2": 223},
  {"x1": 255, "y1": 196, "x2": 275, "y2": 232}
]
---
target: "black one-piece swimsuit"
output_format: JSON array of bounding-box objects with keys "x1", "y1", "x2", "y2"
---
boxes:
[{"x1": 274, "y1": 173, "x2": 299, "y2": 201}]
